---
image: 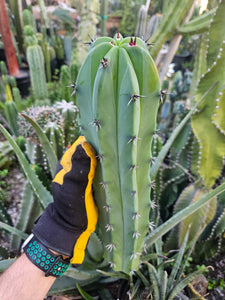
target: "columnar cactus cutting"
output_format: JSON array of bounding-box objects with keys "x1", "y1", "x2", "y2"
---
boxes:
[{"x1": 76, "y1": 34, "x2": 161, "y2": 274}]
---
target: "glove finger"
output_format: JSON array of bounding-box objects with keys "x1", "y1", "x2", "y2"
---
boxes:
[
  {"x1": 53, "y1": 136, "x2": 91, "y2": 185},
  {"x1": 53, "y1": 136, "x2": 98, "y2": 264},
  {"x1": 70, "y1": 139, "x2": 98, "y2": 264},
  {"x1": 52, "y1": 145, "x2": 90, "y2": 230}
]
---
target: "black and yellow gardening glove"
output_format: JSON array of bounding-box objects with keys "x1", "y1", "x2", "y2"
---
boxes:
[{"x1": 32, "y1": 136, "x2": 98, "y2": 265}]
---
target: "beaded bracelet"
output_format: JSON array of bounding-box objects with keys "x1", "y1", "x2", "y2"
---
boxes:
[{"x1": 22, "y1": 234, "x2": 70, "y2": 277}]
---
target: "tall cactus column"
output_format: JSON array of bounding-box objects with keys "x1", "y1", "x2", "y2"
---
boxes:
[{"x1": 76, "y1": 34, "x2": 161, "y2": 274}]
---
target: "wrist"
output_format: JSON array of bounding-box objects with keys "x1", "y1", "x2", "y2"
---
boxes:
[
  {"x1": 22, "y1": 234, "x2": 70, "y2": 277},
  {"x1": 48, "y1": 249, "x2": 70, "y2": 260}
]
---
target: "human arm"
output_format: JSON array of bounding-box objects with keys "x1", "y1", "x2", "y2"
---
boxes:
[
  {"x1": 0, "y1": 254, "x2": 56, "y2": 300},
  {"x1": 0, "y1": 136, "x2": 98, "y2": 299}
]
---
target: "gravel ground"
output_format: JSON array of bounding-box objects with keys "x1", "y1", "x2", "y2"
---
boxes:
[{"x1": 205, "y1": 254, "x2": 225, "y2": 299}]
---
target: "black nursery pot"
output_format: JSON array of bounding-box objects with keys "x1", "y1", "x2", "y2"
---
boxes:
[
  {"x1": 15, "y1": 68, "x2": 31, "y2": 97},
  {"x1": 50, "y1": 58, "x2": 65, "y2": 78},
  {"x1": 172, "y1": 52, "x2": 192, "y2": 71},
  {"x1": 0, "y1": 48, "x2": 6, "y2": 62}
]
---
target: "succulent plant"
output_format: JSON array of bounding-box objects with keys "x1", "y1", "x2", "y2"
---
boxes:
[
  {"x1": 191, "y1": 0, "x2": 225, "y2": 188},
  {"x1": 18, "y1": 106, "x2": 64, "y2": 165},
  {"x1": 75, "y1": 34, "x2": 161, "y2": 274},
  {"x1": 54, "y1": 99, "x2": 79, "y2": 146}
]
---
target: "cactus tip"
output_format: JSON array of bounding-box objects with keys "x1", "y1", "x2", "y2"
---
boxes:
[
  {"x1": 129, "y1": 37, "x2": 137, "y2": 46},
  {"x1": 129, "y1": 37, "x2": 134, "y2": 46}
]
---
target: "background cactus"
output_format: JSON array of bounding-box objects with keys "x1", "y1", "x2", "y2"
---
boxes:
[
  {"x1": 75, "y1": 34, "x2": 161, "y2": 273},
  {"x1": 0, "y1": 169, "x2": 13, "y2": 228},
  {"x1": 0, "y1": 62, "x2": 19, "y2": 137},
  {"x1": 148, "y1": 0, "x2": 195, "y2": 60},
  {"x1": 18, "y1": 106, "x2": 64, "y2": 166},
  {"x1": 169, "y1": 70, "x2": 192, "y2": 102},
  {"x1": 191, "y1": 0, "x2": 225, "y2": 188},
  {"x1": 59, "y1": 65, "x2": 71, "y2": 102},
  {"x1": 135, "y1": 5, "x2": 148, "y2": 38},
  {"x1": 164, "y1": 183, "x2": 217, "y2": 250},
  {"x1": 24, "y1": 26, "x2": 48, "y2": 104},
  {"x1": 54, "y1": 100, "x2": 79, "y2": 146},
  {"x1": 146, "y1": 0, "x2": 225, "y2": 263},
  {"x1": 145, "y1": 13, "x2": 162, "y2": 40},
  {"x1": 23, "y1": 9, "x2": 36, "y2": 31},
  {"x1": 74, "y1": 0, "x2": 100, "y2": 67}
]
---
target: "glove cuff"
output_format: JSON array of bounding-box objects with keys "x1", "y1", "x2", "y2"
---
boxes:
[
  {"x1": 22, "y1": 234, "x2": 70, "y2": 277},
  {"x1": 32, "y1": 204, "x2": 82, "y2": 257}
]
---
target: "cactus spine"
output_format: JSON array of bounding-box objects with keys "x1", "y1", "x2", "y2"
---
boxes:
[{"x1": 76, "y1": 35, "x2": 160, "y2": 273}]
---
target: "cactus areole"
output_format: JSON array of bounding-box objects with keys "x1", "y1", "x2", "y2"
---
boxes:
[{"x1": 76, "y1": 34, "x2": 161, "y2": 274}]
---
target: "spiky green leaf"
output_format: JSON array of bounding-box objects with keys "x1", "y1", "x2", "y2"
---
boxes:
[{"x1": 0, "y1": 124, "x2": 52, "y2": 208}]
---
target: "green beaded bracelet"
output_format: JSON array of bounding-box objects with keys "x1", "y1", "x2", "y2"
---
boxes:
[{"x1": 23, "y1": 234, "x2": 70, "y2": 277}]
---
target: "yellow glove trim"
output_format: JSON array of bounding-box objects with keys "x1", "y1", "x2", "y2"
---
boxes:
[
  {"x1": 70, "y1": 139, "x2": 98, "y2": 264},
  {"x1": 52, "y1": 136, "x2": 98, "y2": 264},
  {"x1": 53, "y1": 136, "x2": 87, "y2": 185}
]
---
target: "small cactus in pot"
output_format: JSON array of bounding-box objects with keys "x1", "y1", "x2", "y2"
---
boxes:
[{"x1": 75, "y1": 34, "x2": 161, "y2": 274}]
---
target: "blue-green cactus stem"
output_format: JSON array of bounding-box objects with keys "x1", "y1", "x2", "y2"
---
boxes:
[
  {"x1": 76, "y1": 35, "x2": 160, "y2": 273},
  {"x1": 76, "y1": 41, "x2": 114, "y2": 143}
]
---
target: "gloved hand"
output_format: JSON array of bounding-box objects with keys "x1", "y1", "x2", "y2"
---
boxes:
[{"x1": 32, "y1": 136, "x2": 98, "y2": 264}]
